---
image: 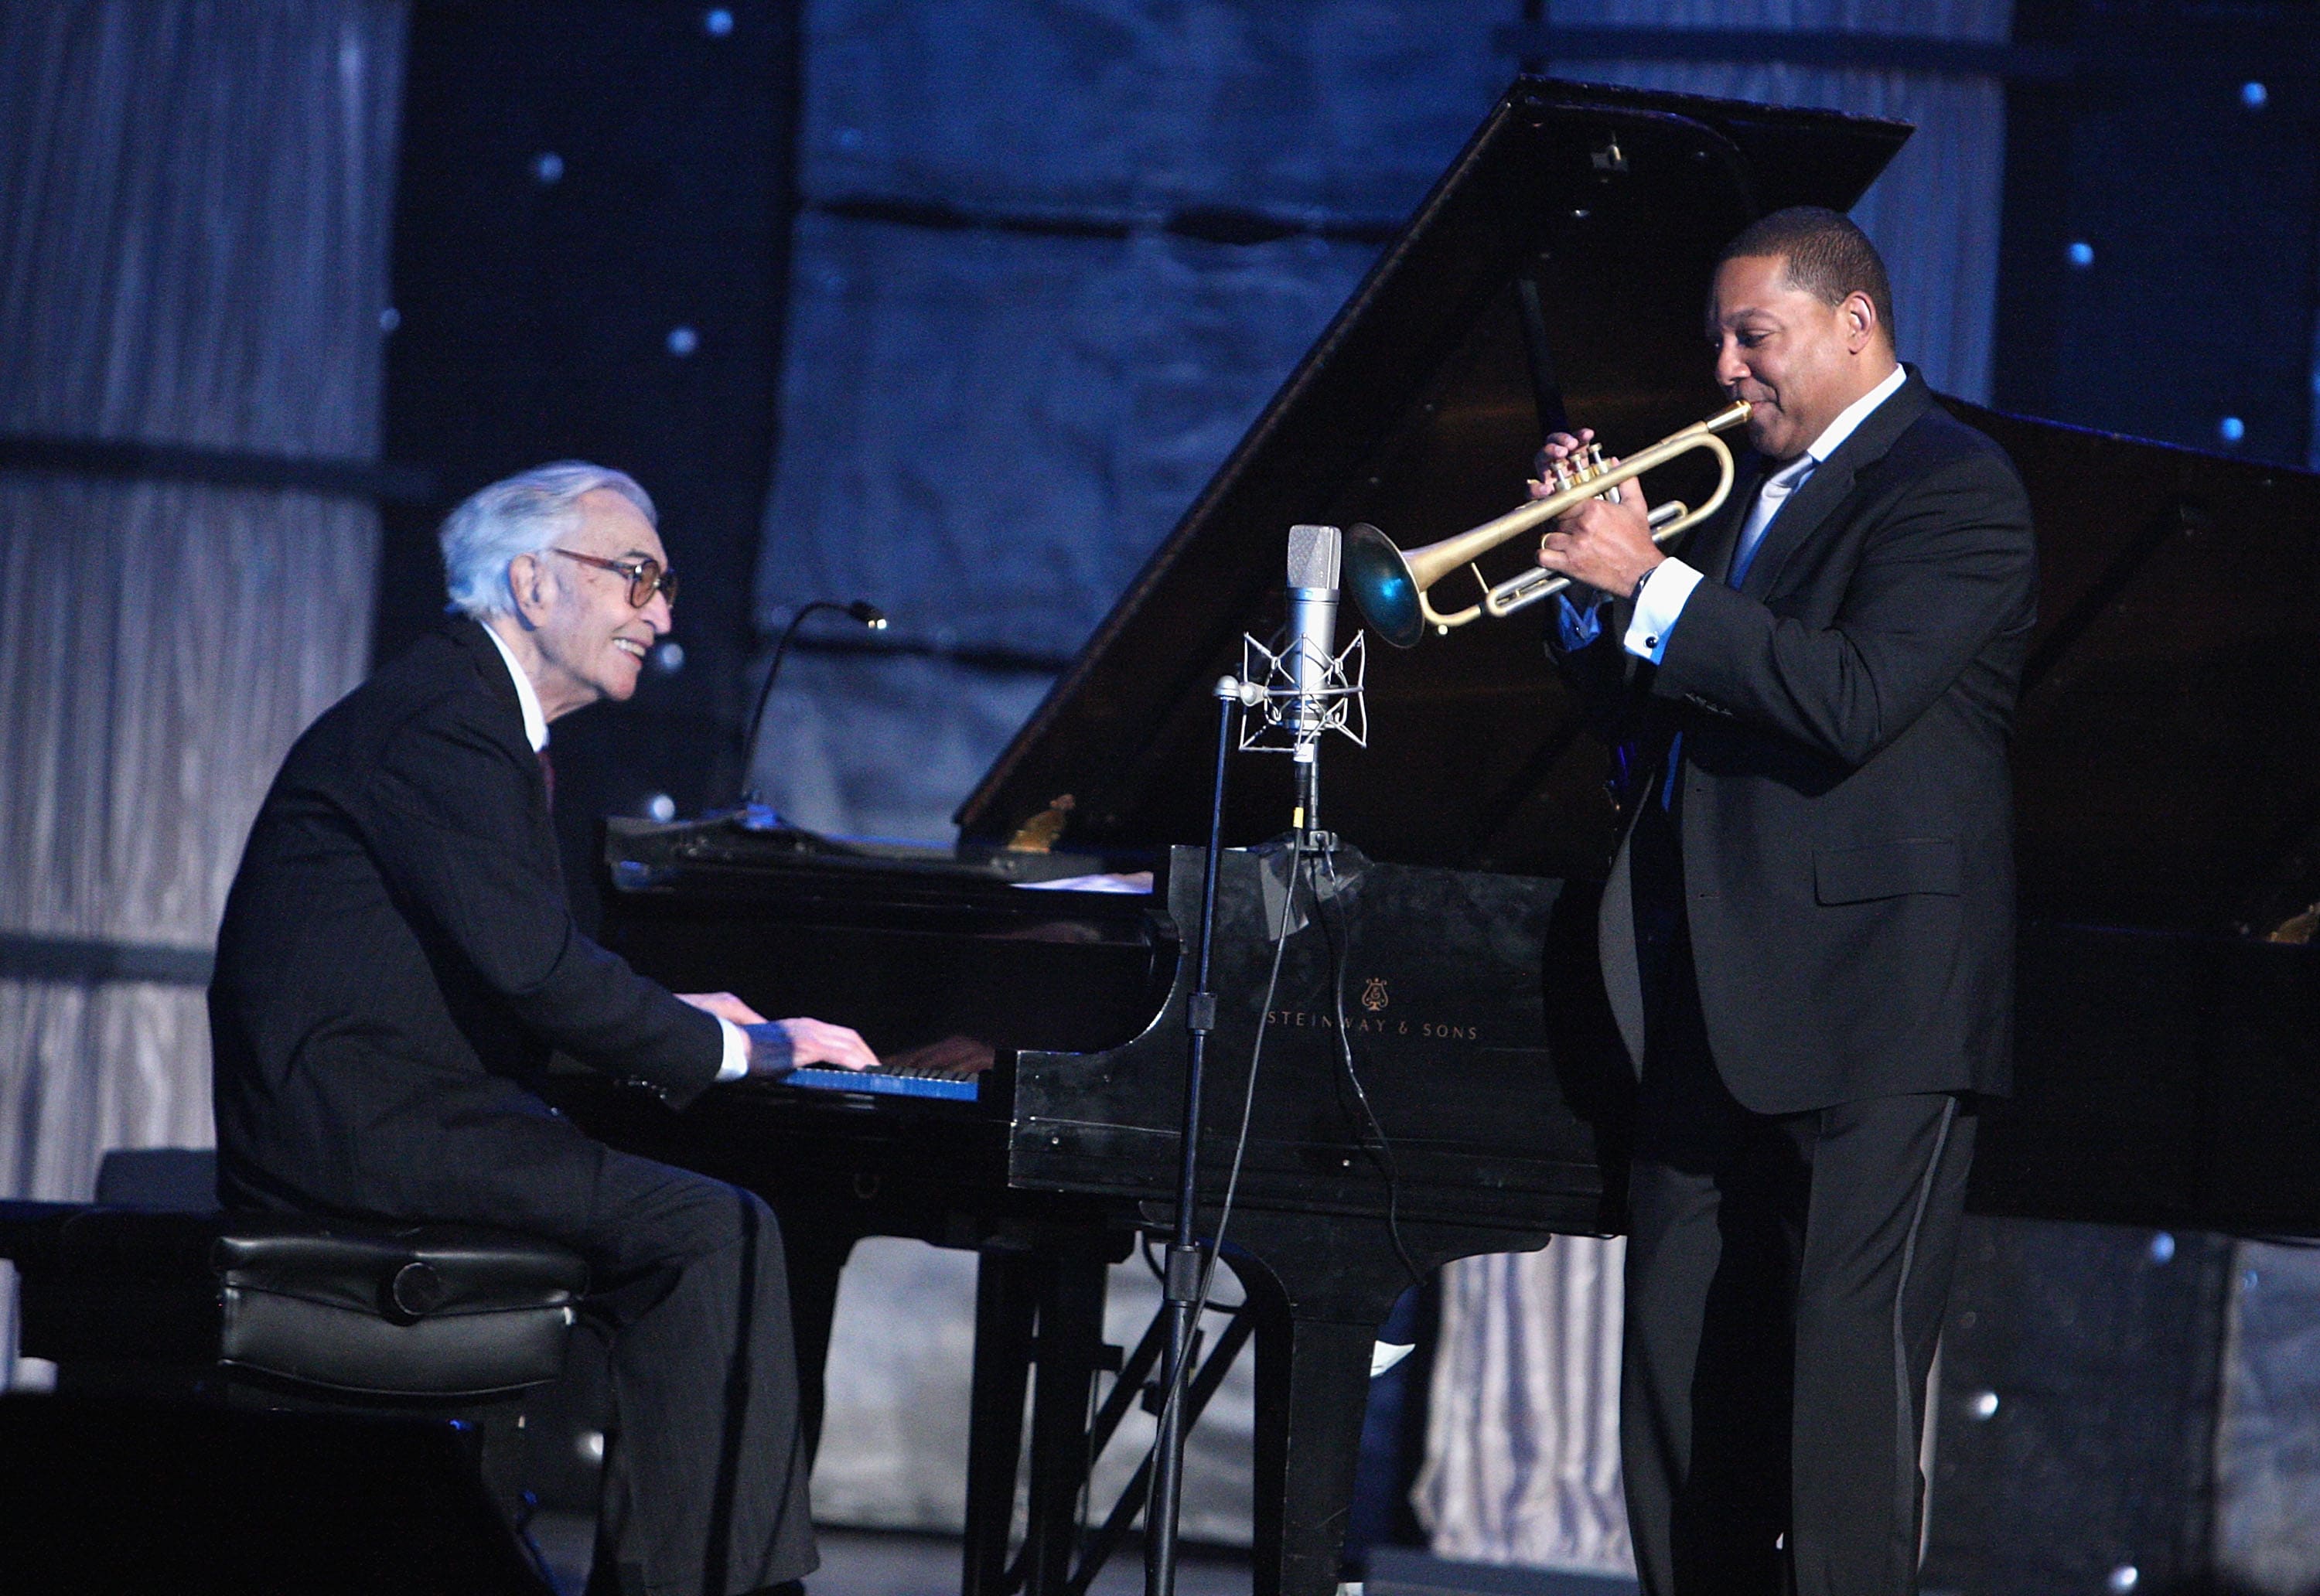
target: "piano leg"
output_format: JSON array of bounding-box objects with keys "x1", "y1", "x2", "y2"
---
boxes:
[
  {"x1": 1220, "y1": 1217, "x2": 1547, "y2": 1596},
  {"x1": 783, "y1": 1222, "x2": 860, "y2": 1464},
  {"x1": 964, "y1": 1245, "x2": 1039, "y2": 1596},
  {"x1": 1246, "y1": 1302, "x2": 1377, "y2": 1596},
  {"x1": 1022, "y1": 1256, "x2": 1107, "y2": 1596},
  {"x1": 962, "y1": 1243, "x2": 1114, "y2": 1596}
]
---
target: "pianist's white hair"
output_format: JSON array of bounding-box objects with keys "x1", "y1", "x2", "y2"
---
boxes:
[{"x1": 438, "y1": 460, "x2": 657, "y2": 619}]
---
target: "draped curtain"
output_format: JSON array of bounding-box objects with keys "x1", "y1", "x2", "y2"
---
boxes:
[
  {"x1": 0, "y1": 0, "x2": 407, "y2": 1383},
  {"x1": 752, "y1": 0, "x2": 1515, "y2": 841},
  {"x1": 1417, "y1": 0, "x2": 2012, "y2": 1573}
]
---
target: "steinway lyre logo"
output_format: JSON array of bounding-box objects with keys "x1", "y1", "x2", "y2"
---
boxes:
[{"x1": 1360, "y1": 977, "x2": 1390, "y2": 1013}]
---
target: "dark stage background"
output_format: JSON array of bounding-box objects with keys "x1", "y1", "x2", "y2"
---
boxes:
[{"x1": 5, "y1": 2, "x2": 2320, "y2": 1591}]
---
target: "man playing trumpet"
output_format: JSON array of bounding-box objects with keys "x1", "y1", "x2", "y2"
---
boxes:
[{"x1": 1533, "y1": 207, "x2": 2037, "y2": 1596}]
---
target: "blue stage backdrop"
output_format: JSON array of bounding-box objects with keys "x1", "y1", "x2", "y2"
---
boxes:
[{"x1": 749, "y1": 1, "x2": 1520, "y2": 840}]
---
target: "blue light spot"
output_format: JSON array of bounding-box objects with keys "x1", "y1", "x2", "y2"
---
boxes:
[
  {"x1": 705, "y1": 9, "x2": 735, "y2": 36},
  {"x1": 645, "y1": 793, "x2": 677, "y2": 824},
  {"x1": 2242, "y1": 81, "x2": 2268, "y2": 111},
  {"x1": 532, "y1": 151, "x2": 564, "y2": 186},
  {"x1": 2066, "y1": 240, "x2": 2094, "y2": 269},
  {"x1": 2219, "y1": 415, "x2": 2247, "y2": 444},
  {"x1": 2149, "y1": 1232, "x2": 2175, "y2": 1264},
  {"x1": 667, "y1": 326, "x2": 699, "y2": 356}
]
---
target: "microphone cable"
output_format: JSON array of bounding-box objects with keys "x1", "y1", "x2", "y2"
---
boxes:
[
  {"x1": 1148, "y1": 830, "x2": 1307, "y2": 1468},
  {"x1": 1195, "y1": 833, "x2": 1306, "y2": 1308},
  {"x1": 1317, "y1": 847, "x2": 1423, "y2": 1292}
]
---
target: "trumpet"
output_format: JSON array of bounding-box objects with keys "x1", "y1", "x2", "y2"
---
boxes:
[{"x1": 1344, "y1": 399, "x2": 1753, "y2": 647}]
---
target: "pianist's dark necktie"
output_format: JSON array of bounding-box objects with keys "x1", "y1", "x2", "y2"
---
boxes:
[{"x1": 537, "y1": 748, "x2": 555, "y2": 810}]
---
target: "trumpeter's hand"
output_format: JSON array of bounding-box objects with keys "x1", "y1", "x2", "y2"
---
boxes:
[{"x1": 1527, "y1": 428, "x2": 1597, "y2": 500}]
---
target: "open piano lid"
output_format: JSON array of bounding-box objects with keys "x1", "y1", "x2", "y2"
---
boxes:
[{"x1": 957, "y1": 77, "x2": 2320, "y2": 936}]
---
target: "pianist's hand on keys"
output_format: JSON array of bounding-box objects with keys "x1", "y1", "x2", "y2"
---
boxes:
[
  {"x1": 780, "y1": 1033, "x2": 993, "y2": 1102},
  {"x1": 678, "y1": 991, "x2": 878, "y2": 1077},
  {"x1": 754, "y1": 1017, "x2": 879, "y2": 1075}
]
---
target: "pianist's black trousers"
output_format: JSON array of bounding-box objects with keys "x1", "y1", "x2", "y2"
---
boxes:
[
  {"x1": 552, "y1": 1148, "x2": 816, "y2": 1596},
  {"x1": 349, "y1": 1120, "x2": 817, "y2": 1596},
  {"x1": 1619, "y1": 797, "x2": 1975, "y2": 1596}
]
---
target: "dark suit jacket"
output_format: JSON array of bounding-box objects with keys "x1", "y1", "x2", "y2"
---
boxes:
[
  {"x1": 1568, "y1": 370, "x2": 2037, "y2": 1114},
  {"x1": 210, "y1": 618, "x2": 722, "y2": 1219}
]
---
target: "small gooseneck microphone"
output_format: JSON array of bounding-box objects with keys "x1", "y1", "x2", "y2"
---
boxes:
[{"x1": 740, "y1": 599, "x2": 887, "y2": 813}]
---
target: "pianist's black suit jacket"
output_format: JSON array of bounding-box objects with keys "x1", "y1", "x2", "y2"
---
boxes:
[
  {"x1": 1574, "y1": 370, "x2": 2038, "y2": 1114},
  {"x1": 210, "y1": 616, "x2": 723, "y2": 1218}
]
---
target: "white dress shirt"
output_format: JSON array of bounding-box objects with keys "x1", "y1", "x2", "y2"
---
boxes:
[
  {"x1": 480, "y1": 616, "x2": 750, "y2": 1082},
  {"x1": 480, "y1": 616, "x2": 550, "y2": 752},
  {"x1": 1621, "y1": 362, "x2": 1908, "y2": 663}
]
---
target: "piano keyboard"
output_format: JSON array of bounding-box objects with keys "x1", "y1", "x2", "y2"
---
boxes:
[{"x1": 782, "y1": 1066, "x2": 979, "y2": 1102}]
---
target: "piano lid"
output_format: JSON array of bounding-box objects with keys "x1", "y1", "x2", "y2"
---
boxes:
[
  {"x1": 957, "y1": 77, "x2": 2320, "y2": 935},
  {"x1": 1950, "y1": 401, "x2": 2320, "y2": 935}
]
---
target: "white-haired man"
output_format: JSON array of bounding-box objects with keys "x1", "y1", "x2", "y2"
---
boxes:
[{"x1": 211, "y1": 462, "x2": 875, "y2": 1596}]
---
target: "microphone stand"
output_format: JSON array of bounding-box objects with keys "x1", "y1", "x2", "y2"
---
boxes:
[
  {"x1": 1295, "y1": 741, "x2": 1328, "y2": 855},
  {"x1": 1146, "y1": 530, "x2": 1360, "y2": 1596},
  {"x1": 1146, "y1": 675, "x2": 1245, "y2": 1596},
  {"x1": 739, "y1": 598, "x2": 885, "y2": 810}
]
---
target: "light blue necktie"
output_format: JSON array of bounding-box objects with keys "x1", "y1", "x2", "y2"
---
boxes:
[
  {"x1": 1658, "y1": 455, "x2": 1815, "y2": 809},
  {"x1": 1727, "y1": 455, "x2": 1815, "y2": 589}
]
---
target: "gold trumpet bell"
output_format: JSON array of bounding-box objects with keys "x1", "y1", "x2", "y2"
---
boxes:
[{"x1": 1343, "y1": 523, "x2": 1428, "y2": 649}]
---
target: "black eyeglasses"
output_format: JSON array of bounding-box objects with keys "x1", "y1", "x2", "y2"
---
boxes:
[{"x1": 554, "y1": 548, "x2": 678, "y2": 609}]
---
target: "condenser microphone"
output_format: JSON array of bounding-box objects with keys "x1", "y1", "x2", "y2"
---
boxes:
[
  {"x1": 1285, "y1": 523, "x2": 1342, "y2": 755},
  {"x1": 1224, "y1": 525, "x2": 1364, "y2": 844}
]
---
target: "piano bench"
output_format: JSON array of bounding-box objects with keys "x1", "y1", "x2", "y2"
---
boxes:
[{"x1": 9, "y1": 1207, "x2": 589, "y2": 1403}]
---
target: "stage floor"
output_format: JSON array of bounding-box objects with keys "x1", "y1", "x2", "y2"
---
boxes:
[{"x1": 527, "y1": 1518, "x2": 1253, "y2": 1596}]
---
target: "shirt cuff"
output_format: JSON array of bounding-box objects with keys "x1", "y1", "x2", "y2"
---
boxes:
[
  {"x1": 715, "y1": 1016, "x2": 749, "y2": 1082},
  {"x1": 1622, "y1": 558, "x2": 1704, "y2": 664}
]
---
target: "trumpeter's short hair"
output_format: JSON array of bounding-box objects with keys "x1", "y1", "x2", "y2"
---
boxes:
[{"x1": 1718, "y1": 206, "x2": 1896, "y2": 350}]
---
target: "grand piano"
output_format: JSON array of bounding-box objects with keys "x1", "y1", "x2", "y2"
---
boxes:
[{"x1": 549, "y1": 77, "x2": 2320, "y2": 1596}]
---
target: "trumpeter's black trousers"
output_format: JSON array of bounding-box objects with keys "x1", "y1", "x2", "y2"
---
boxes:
[{"x1": 1619, "y1": 799, "x2": 1974, "y2": 1596}]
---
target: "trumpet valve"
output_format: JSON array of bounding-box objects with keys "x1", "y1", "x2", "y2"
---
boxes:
[{"x1": 1589, "y1": 443, "x2": 1625, "y2": 502}]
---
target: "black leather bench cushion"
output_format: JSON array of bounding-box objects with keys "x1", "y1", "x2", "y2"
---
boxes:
[
  {"x1": 18, "y1": 1211, "x2": 591, "y2": 1398},
  {"x1": 206, "y1": 1219, "x2": 592, "y2": 1318}
]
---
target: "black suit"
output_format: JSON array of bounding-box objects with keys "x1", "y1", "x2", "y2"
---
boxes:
[
  {"x1": 211, "y1": 618, "x2": 814, "y2": 1596},
  {"x1": 1554, "y1": 372, "x2": 2036, "y2": 1594}
]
